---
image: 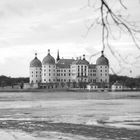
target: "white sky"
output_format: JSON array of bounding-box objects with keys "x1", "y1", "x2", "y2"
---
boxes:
[{"x1": 0, "y1": 0, "x2": 140, "y2": 77}]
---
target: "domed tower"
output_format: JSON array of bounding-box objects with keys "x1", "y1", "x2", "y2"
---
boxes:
[
  {"x1": 96, "y1": 51, "x2": 109, "y2": 86},
  {"x1": 42, "y1": 49, "x2": 56, "y2": 83},
  {"x1": 30, "y1": 53, "x2": 42, "y2": 84}
]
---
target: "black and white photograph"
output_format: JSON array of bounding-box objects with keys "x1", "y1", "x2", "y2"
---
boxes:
[{"x1": 0, "y1": 0, "x2": 140, "y2": 139}]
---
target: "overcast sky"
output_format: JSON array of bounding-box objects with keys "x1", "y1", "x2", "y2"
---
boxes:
[{"x1": 0, "y1": 0, "x2": 140, "y2": 77}]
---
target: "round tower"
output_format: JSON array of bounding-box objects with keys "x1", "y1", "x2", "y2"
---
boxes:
[
  {"x1": 30, "y1": 53, "x2": 42, "y2": 84},
  {"x1": 42, "y1": 49, "x2": 56, "y2": 83},
  {"x1": 96, "y1": 51, "x2": 109, "y2": 86}
]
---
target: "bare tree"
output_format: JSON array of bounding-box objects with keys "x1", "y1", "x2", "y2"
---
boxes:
[{"x1": 86, "y1": 0, "x2": 140, "y2": 75}]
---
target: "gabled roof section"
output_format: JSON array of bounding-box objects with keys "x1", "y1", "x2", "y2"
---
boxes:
[
  {"x1": 56, "y1": 59, "x2": 75, "y2": 68},
  {"x1": 113, "y1": 81, "x2": 123, "y2": 86},
  {"x1": 89, "y1": 64, "x2": 96, "y2": 69}
]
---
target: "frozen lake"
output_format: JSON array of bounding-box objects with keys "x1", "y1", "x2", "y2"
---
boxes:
[{"x1": 0, "y1": 91, "x2": 140, "y2": 140}]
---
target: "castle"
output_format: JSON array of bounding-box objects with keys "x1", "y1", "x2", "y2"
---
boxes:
[{"x1": 29, "y1": 49, "x2": 109, "y2": 88}]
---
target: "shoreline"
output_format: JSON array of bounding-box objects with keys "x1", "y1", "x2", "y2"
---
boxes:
[{"x1": 0, "y1": 88, "x2": 140, "y2": 92}]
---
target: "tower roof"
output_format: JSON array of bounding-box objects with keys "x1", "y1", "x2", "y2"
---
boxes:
[
  {"x1": 96, "y1": 51, "x2": 109, "y2": 66},
  {"x1": 30, "y1": 53, "x2": 42, "y2": 67},
  {"x1": 56, "y1": 49, "x2": 60, "y2": 62},
  {"x1": 42, "y1": 49, "x2": 55, "y2": 65}
]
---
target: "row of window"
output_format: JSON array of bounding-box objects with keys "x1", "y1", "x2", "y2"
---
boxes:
[
  {"x1": 44, "y1": 79, "x2": 56, "y2": 82},
  {"x1": 57, "y1": 73, "x2": 71, "y2": 76},
  {"x1": 31, "y1": 75, "x2": 41, "y2": 77},
  {"x1": 43, "y1": 69, "x2": 55, "y2": 72},
  {"x1": 100, "y1": 79, "x2": 108, "y2": 82},
  {"x1": 31, "y1": 73, "x2": 108, "y2": 77},
  {"x1": 100, "y1": 70, "x2": 108, "y2": 72},
  {"x1": 57, "y1": 69, "x2": 70, "y2": 72},
  {"x1": 43, "y1": 79, "x2": 71, "y2": 82},
  {"x1": 57, "y1": 79, "x2": 71, "y2": 82},
  {"x1": 99, "y1": 66, "x2": 108, "y2": 68},
  {"x1": 43, "y1": 65, "x2": 55, "y2": 68},
  {"x1": 31, "y1": 80, "x2": 41, "y2": 83},
  {"x1": 100, "y1": 73, "x2": 108, "y2": 76},
  {"x1": 32, "y1": 71, "x2": 41, "y2": 74}
]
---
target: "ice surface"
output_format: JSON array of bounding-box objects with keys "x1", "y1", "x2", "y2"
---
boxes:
[{"x1": 0, "y1": 91, "x2": 140, "y2": 139}]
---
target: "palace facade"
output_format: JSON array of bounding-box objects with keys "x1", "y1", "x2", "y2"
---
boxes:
[{"x1": 29, "y1": 49, "x2": 109, "y2": 88}]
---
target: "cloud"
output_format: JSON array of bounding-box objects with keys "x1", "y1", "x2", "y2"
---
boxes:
[{"x1": 0, "y1": 0, "x2": 140, "y2": 77}]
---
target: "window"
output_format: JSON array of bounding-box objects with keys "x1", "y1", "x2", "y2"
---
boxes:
[
  {"x1": 44, "y1": 73, "x2": 46, "y2": 76},
  {"x1": 64, "y1": 70, "x2": 66, "y2": 72},
  {"x1": 61, "y1": 73, "x2": 63, "y2": 76},
  {"x1": 64, "y1": 74, "x2": 66, "y2": 76},
  {"x1": 44, "y1": 79, "x2": 46, "y2": 81},
  {"x1": 49, "y1": 69, "x2": 51, "y2": 72},
  {"x1": 49, "y1": 73, "x2": 51, "y2": 76},
  {"x1": 49, "y1": 65, "x2": 51, "y2": 68}
]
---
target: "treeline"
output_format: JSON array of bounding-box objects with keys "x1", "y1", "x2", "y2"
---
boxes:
[
  {"x1": 0, "y1": 75, "x2": 29, "y2": 87},
  {"x1": 0, "y1": 75, "x2": 140, "y2": 88},
  {"x1": 110, "y1": 74, "x2": 140, "y2": 88}
]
